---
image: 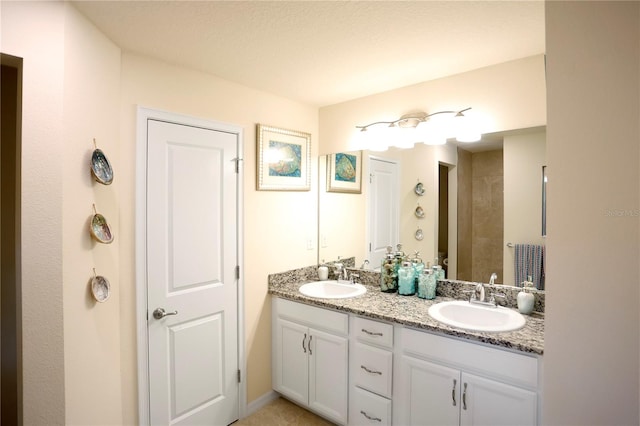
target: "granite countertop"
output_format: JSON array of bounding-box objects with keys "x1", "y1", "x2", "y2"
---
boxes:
[{"x1": 268, "y1": 280, "x2": 544, "y2": 356}]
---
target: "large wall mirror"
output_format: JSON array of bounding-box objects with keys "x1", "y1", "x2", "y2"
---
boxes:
[{"x1": 318, "y1": 126, "x2": 546, "y2": 286}]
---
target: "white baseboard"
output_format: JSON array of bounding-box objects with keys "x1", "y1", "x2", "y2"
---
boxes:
[{"x1": 243, "y1": 390, "x2": 279, "y2": 418}]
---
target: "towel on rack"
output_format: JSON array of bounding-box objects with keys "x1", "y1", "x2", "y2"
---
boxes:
[{"x1": 514, "y1": 244, "x2": 545, "y2": 290}]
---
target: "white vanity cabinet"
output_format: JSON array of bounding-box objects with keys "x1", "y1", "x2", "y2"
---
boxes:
[
  {"x1": 272, "y1": 296, "x2": 542, "y2": 426},
  {"x1": 272, "y1": 298, "x2": 349, "y2": 425},
  {"x1": 394, "y1": 327, "x2": 539, "y2": 426},
  {"x1": 349, "y1": 316, "x2": 394, "y2": 425}
]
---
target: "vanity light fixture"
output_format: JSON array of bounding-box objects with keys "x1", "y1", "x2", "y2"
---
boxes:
[{"x1": 356, "y1": 107, "x2": 481, "y2": 151}]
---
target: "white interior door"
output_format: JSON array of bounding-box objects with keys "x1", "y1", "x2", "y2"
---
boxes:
[
  {"x1": 146, "y1": 119, "x2": 239, "y2": 425},
  {"x1": 367, "y1": 157, "x2": 399, "y2": 268}
]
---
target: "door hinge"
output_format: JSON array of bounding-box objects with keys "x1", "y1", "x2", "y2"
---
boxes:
[
  {"x1": 237, "y1": 369, "x2": 241, "y2": 383},
  {"x1": 235, "y1": 265, "x2": 240, "y2": 280},
  {"x1": 233, "y1": 158, "x2": 243, "y2": 173}
]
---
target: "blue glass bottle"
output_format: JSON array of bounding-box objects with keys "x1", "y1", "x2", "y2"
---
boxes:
[
  {"x1": 432, "y1": 261, "x2": 445, "y2": 281},
  {"x1": 398, "y1": 261, "x2": 416, "y2": 296},
  {"x1": 411, "y1": 252, "x2": 424, "y2": 290},
  {"x1": 392, "y1": 244, "x2": 405, "y2": 288}
]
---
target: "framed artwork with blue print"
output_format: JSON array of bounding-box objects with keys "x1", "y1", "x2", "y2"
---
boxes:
[
  {"x1": 327, "y1": 151, "x2": 362, "y2": 193},
  {"x1": 257, "y1": 124, "x2": 311, "y2": 191}
]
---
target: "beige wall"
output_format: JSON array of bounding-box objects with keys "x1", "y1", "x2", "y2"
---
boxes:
[
  {"x1": 1, "y1": 2, "x2": 67, "y2": 424},
  {"x1": 318, "y1": 154, "x2": 367, "y2": 266},
  {"x1": 544, "y1": 1, "x2": 639, "y2": 424},
  {"x1": 118, "y1": 53, "x2": 319, "y2": 421},
  {"x1": 503, "y1": 131, "x2": 546, "y2": 285},
  {"x1": 62, "y1": 4, "x2": 123, "y2": 425},
  {"x1": 318, "y1": 54, "x2": 546, "y2": 156},
  {"x1": 397, "y1": 144, "x2": 440, "y2": 264},
  {"x1": 3, "y1": 2, "x2": 319, "y2": 423}
]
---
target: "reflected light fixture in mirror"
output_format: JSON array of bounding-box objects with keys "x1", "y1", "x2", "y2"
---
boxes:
[{"x1": 355, "y1": 107, "x2": 481, "y2": 151}]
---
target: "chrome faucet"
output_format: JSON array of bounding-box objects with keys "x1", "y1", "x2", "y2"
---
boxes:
[
  {"x1": 474, "y1": 282, "x2": 486, "y2": 303},
  {"x1": 489, "y1": 273, "x2": 498, "y2": 285},
  {"x1": 335, "y1": 261, "x2": 349, "y2": 283},
  {"x1": 468, "y1": 273, "x2": 504, "y2": 307}
]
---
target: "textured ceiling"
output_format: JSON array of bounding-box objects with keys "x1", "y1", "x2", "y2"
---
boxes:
[{"x1": 72, "y1": 1, "x2": 545, "y2": 107}]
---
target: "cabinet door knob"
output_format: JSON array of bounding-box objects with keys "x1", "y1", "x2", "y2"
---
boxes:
[
  {"x1": 308, "y1": 335, "x2": 313, "y2": 355},
  {"x1": 302, "y1": 333, "x2": 307, "y2": 353}
]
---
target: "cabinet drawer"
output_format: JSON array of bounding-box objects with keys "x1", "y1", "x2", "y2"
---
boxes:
[
  {"x1": 349, "y1": 386, "x2": 391, "y2": 426},
  {"x1": 352, "y1": 342, "x2": 393, "y2": 398},
  {"x1": 352, "y1": 316, "x2": 393, "y2": 348},
  {"x1": 274, "y1": 297, "x2": 348, "y2": 336}
]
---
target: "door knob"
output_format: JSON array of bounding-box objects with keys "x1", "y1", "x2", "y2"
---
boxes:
[{"x1": 153, "y1": 308, "x2": 178, "y2": 320}]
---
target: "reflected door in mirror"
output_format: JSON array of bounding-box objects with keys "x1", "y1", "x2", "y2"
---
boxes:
[{"x1": 368, "y1": 157, "x2": 400, "y2": 268}]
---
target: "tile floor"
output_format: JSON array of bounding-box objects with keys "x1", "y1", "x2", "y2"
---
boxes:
[{"x1": 235, "y1": 397, "x2": 334, "y2": 426}]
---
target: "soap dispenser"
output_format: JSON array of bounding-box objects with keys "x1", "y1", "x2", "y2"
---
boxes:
[
  {"x1": 318, "y1": 259, "x2": 329, "y2": 281},
  {"x1": 517, "y1": 276, "x2": 535, "y2": 314}
]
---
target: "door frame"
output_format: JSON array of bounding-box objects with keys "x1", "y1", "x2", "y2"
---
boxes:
[{"x1": 135, "y1": 106, "x2": 245, "y2": 425}]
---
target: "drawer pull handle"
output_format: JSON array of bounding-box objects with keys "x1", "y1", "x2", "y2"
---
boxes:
[
  {"x1": 308, "y1": 335, "x2": 313, "y2": 355},
  {"x1": 462, "y1": 382, "x2": 468, "y2": 410},
  {"x1": 452, "y1": 379, "x2": 457, "y2": 406},
  {"x1": 360, "y1": 365, "x2": 382, "y2": 375},
  {"x1": 302, "y1": 333, "x2": 307, "y2": 353},
  {"x1": 360, "y1": 410, "x2": 382, "y2": 422},
  {"x1": 361, "y1": 328, "x2": 383, "y2": 337}
]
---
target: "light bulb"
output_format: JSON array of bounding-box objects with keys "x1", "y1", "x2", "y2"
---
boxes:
[
  {"x1": 417, "y1": 115, "x2": 449, "y2": 146},
  {"x1": 454, "y1": 112, "x2": 482, "y2": 142}
]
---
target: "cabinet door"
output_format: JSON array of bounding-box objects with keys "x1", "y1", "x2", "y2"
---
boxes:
[
  {"x1": 398, "y1": 355, "x2": 460, "y2": 426},
  {"x1": 274, "y1": 318, "x2": 309, "y2": 406},
  {"x1": 308, "y1": 328, "x2": 348, "y2": 424},
  {"x1": 460, "y1": 372, "x2": 537, "y2": 426}
]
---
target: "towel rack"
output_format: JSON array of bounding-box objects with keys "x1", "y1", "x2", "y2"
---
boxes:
[{"x1": 506, "y1": 242, "x2": 514, "y2": 248}]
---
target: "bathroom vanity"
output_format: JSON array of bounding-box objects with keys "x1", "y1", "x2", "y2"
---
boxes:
[{"x1": 270, "y1": 277, "x2": 543, "y2": 426}]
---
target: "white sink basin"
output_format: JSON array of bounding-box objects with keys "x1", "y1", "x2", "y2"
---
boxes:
[
  {"x1": 428, "y1": 300, "x2": 525, "y2": 333},
  {"x1": 299, "y1": 280, "x2": 367, "y2": 299}
]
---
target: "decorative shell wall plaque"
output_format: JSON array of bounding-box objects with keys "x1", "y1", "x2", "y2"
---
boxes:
[
  {"x1": 91, "y1": 269, "x2": 111, "y2": 303},
  {"x1": 414, "y1": 182, "x2": 425, "y2": 196},
  {"x1": 415, "y1": 205, "x2": 425, "y2": 218},
  {"x1": 90, "y1": 204, "x2": 114, "y2": 244},
  {"x1": 90, "y1": 139, "x2": 113, "y2": 185}
]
